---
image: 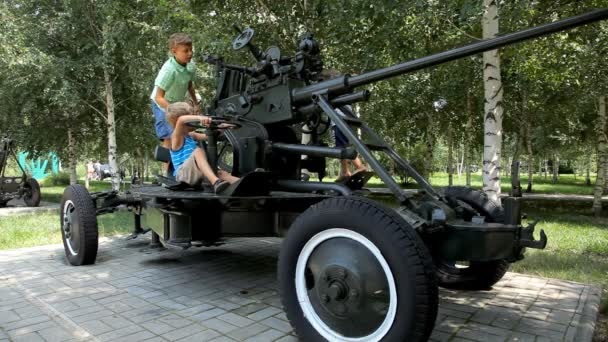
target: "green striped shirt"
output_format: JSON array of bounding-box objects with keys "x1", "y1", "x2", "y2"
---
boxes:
[{"x1": 150, "y1": 57, "x2": 196, "y2": 109}]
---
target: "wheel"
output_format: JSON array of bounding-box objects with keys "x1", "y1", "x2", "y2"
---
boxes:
[
  {"x1": 435, "y1": 186, "x2": 510, "y2": 290},
  {"x1": 22, "y1": 178, "x2": 41, "y2": 207},
  {"x1": 60, "y1": 185, "x2": 98, "y2": 266},
  {"x1": 279, "y1": 197, "x2": 437, "y2": 342}
]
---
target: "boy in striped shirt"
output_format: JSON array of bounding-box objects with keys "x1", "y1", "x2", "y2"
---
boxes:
[{"x1": 166, "y1": 102, "x2": 238, "y2": 193}]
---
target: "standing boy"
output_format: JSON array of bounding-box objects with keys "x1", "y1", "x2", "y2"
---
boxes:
[{"x1": 151, "y1": 33, "x2": 199, "y2": 173}]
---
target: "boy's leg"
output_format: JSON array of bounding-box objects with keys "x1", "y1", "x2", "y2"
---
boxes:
[
  {"x1": 352, "y1": 157, "x2": 367, "y2": 173},
  {"x1": 162, "y1": 138, "x2": 171, "y2": 174},
  {"x1": 340, "y1": 159, "x2": 351, "y2": 177},
  {"x1": 192, "y1": 148, "x2": 220, "y2": 185}
]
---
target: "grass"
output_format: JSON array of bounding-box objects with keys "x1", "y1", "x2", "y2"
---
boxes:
[
  {"x1": 0, "y1": 211, "x2": 134, "y2": 250},
  {"x1": 511, "y1": 211, "x2": 608, "y2": 304},
  {"x1": 40, "y1": 180, "x2": 129, "y2": 203},
  {"x1": 362, "y1": 172, "x2": 597, "y2": 195}
]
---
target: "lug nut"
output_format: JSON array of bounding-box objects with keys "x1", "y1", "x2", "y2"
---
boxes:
[
  {"x1": 337, "y1": 269, "x2": 346, "y2": 280},
  {"x1": 322, "y1": 294, "x2": 330, "y2": 303},
  {"x1": 349, "y1": 289, "x2": 358, "y2": 298}
]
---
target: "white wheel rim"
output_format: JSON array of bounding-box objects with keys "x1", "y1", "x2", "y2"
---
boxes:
[
  {"x1": 62, "y1": 200, "x2": 77, "y2": 256},
  {"x1": 295, "y1": 228, "x2": 398, "y2": 342}
]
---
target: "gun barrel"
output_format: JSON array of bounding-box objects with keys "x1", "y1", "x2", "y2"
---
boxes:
[{"x1": 292, "y1": 9, "x2": 607, "y2": 103}]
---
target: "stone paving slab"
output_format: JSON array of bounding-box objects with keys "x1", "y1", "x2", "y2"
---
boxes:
[{"x1": 0, "y1": 236, "x2": 601, "y2": 342}]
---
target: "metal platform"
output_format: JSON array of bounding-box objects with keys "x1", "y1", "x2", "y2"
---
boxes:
[{"x1": 132, "y1": 184, "x2": 331, "y2": 200}]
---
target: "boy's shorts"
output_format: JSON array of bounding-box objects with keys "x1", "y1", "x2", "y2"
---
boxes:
[
  {"x1": 176, "y1": 154, "x2": 205, "y2": 186},
  {"x1": 333, "y1": 126, "x2": 349, "y2": 148},
  {"x1": 152, "y1": 102, "x2": 173, "y2": 140}
]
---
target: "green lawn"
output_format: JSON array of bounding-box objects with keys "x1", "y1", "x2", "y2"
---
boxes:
[
  {"x1": 41, "y1": 180, "x2": 129, "y2": 203},
  {"x1": 0, "y1": 211, "x2": 134, "y2": 250},
  {"x1": 350, "y1": 172, "x2": 597, "y2": 195},
  {"x1": 511, "y1": 211, "x2": 608, "y2": 315}
]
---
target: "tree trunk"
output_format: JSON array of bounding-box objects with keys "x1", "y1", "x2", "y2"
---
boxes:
[
  {"x1": 465, "y1": 92, "x2": 473, "y2": 187},
  {"x1": 482, "y1": 0, "x2": 503, "y2": 204},
  {"x1": 448, "y1": 124, "x2": 453, "y2": 186},
  {"x1": 424, "y1": 114, "x2": 435, "y2": 180},
  {"x1": 144, "y1": 152, "x2": 149, "y2": 182},
  {"x1": 593, "y1": 96, "x2": 607, "y2": 216},
  {"x1": 67, "y1": 127, "x2": 78, "y2": 185},
  {"x1": 552, "y1": 155, "x2": 559, "y2": 184},
  {"x1": 525, "y1": 121, "x2": 533, "y2": 192},
  {"x1": 544, "y1": 158, "x2": 548, "y2": 179},
  {"x1": 586, "y1": 154, "x2": 591, "y2": 186},
  {"x1": 104, "y1": 68, "x2": 120, "y2": 191}
]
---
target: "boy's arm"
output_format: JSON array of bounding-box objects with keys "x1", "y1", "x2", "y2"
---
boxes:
[
  {"x1": 171, "y1": 115, "x2": 211, "y2": 150},
  {"x1": 188, "y1": 132, "x2": 207, "y2": 141},
  {"x1": 155, "y1": 88, "x2": 169, "y2": 110},
  {"x1": 188, "y1": 81, "x2": 199, "y2": 113}
]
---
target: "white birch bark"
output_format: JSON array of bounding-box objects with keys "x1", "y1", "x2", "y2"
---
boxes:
[
  {"x1": 525, "y1": 122, "x2": 533, "y2": 192},
  {"x1": 447, "y1": 124, "x2": 453, "y2": 186},
  {"x1": 482, "y1": 0, "x2": 503, "y2": 204},
  {"x1": 465, "y1": 92, "x2": 473, "y2": 186},
  {"x1": 104, "y1": 68, "x2": 120, "y2": 191},
  {"x1": 593, "y1": 95, "x2": 607, "y2": 217}
]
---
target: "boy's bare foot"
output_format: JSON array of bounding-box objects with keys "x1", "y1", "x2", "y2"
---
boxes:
[{"x1": 218, "y1": 170, "x2": 239, "y2": 184}]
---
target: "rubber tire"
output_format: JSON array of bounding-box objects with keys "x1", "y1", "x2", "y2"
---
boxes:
[
  {"x1": 23, "y1": 178, "x2": 41, "y2": 207},
  {"x1": 435, "y1": 186, "x2": 509, "y2": 290},
  {"x1": 60, "y1": 185, "x2": 98, "y2": 266},
  {"x1": 279, "y1": 196, "x2": 437, "y2": 342}
]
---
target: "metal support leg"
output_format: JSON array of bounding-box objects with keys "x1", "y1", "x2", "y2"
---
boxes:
[{"x1": 149, "y1": 231, "x2": 163, "y2": 249}]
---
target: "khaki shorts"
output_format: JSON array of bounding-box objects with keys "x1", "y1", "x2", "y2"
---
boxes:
[{"x1": 176, "y1": 154, "x2": 204, "y2": 186}]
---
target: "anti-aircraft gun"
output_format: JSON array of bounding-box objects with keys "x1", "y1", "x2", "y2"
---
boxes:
[{"x1": 59, "y1": 10, "x2": 608, "y2": 342}]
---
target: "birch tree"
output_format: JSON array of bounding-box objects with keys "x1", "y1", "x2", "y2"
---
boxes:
[
  {"x1": 593, "y1": 96, "x2": 607, "y2": 217},
  {"x1": 481, "y1": 0, "x2": 503, "y2": 203}
]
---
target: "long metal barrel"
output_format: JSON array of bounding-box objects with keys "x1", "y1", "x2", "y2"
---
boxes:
[{"x1": 291, "y1": 9, "x2": 608, "y2": 102}]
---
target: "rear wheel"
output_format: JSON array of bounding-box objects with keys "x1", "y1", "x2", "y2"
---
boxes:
[
  {"x1": 60, "y1": 185, "x2": 98, "y2": 265},
  {"x1": 22, "y1": 178, "x2": 41, "y2": 207},
  {"x1": 279, "y1": 197, "x2": 437, "y2": 341},
  {"x1": 435, "y1": 186, "x2": 509, "y2": 290}
]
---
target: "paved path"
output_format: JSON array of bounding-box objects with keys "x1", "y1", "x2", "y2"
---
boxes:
[{"x1": 0, "y1": 236, "x2": 601, "y2": 342}]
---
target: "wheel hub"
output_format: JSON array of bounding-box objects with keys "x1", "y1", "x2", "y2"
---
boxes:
[
  {"x1": 62, "y1": 201, "x2": 79, "y2": 255},
  {"x1": 299, "y1": 233, "x2": 395, "y2": 339}
]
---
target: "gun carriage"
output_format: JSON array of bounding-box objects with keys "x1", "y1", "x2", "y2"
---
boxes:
[
  {"x1": 0, "y1": 135, "x2": 41, "y2": 208},
  {"x1": 59, "y1": 10, "x2": 608, "y2": 341}
]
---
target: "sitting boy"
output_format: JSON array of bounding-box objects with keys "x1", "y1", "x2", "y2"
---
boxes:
[{"x1": 166, "y1": 102, "x2": 238, "y2": 193}]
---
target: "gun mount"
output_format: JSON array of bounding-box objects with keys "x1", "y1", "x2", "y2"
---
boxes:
[
  {"x1": 59, "y1": 9, "x2": 607, "y2": 342},
  {"x1": 0, "y1": 135, "x2": 41, "y2": 207}
]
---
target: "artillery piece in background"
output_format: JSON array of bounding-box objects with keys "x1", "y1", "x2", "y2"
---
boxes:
[
  {"x1": 60, "y1": 10, "x2": 607, "y2": 341},
  {"x1": 0, "y1": 135, "x2": 41, "y2": 208}
]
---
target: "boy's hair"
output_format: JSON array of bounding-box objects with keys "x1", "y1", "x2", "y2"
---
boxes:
[
  {"x1": 166, "y1": 102, "x2": 193, "y2": 127},
  {"x1": 168, "y1": 33, "x2": 192, "y2": 49}
]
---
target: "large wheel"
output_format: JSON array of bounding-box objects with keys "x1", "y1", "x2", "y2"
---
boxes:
[
  {"x1": 435, "y1": 186, "x2": 510, "y2": 290},
  {"x1": 279, "y1": 197, "x2": 437, "y2": 342},
  {"x1": 22, "y1": 178, "x2": 41, "y2": 207},
  {"x1": 60, "y1": 185, "x2": 98, "y2": 266}
]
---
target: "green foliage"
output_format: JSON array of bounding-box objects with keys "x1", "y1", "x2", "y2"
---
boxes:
[
  {"x1": 40, "y1": 172, "x2": 71, "y2": 187},
  {"x1": 0, "y1": 0, "x2": 606, "y2": 191}
]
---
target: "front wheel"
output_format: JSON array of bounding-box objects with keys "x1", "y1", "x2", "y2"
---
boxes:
[
  {"x1": 279, "y1": 197, "x2": 437, "y2": 342},
  {"x1": 60, "y1": 185, "x2": 98, "y2": 266},
  {"x1": 22, "y1": 178, "x2": 41, "y2": 207}
]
